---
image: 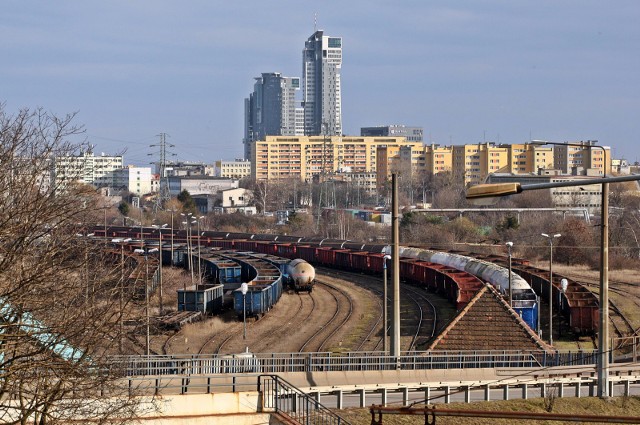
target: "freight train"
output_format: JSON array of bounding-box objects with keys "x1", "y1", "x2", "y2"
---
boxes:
[{"x1": 97, "y1": 226, "x2": 600, "y2": 336}]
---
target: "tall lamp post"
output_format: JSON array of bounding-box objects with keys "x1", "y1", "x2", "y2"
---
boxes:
[
  {"x1": 383, "y1": 253, "x2": 391, "y2": 354},
  {"x1": 466, "y1": 159, "x2": 640, "y2": 399},
  {"x1": 134, "y1": 247, "x2": 156, "y2": 357},
  {"x1": 560, "y1": 278, "x2": 569, "y2": 336},
  {"x1": 169, "y1": 208, "x2": 177, "y2": 266},
  {"x1": 152, "y1": 224, "x2": 168, "y2": 315},
  {"x1": 505, "y1": 242, "x2": 513, "y2": 307},
  {"x1": 180, "y1": 213, "x2": 195, "y2": 286},
  {"x1": 241, "y1": 282, "x2": 248, "y2": 340},
  {"x1": 196, "y1": 216, "x2": 204, "y2": 285},
  {"x1": 541, "y1": 233, "x2": 561, "y2": 346},
  {"x1": 390, "y1": 173, "x2": 401, "y2": 361}
]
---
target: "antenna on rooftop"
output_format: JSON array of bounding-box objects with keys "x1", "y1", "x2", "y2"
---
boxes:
[{"x1": 314, "y1": 13, "x2": 317, "y2": 32}]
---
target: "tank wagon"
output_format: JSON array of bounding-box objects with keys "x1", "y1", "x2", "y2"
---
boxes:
[
  {"x1": 284, "y1": 258, "x2": 315, "y2": 292},
  {"x1": 98, "y1": 226, "x2": 599, "y2": 335}
]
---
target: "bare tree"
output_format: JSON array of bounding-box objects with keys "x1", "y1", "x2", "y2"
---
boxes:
[
  {"x1": 251, "y1": 179, "x2": 270, "y2": 214},
  {"x1": 0, "y1": 106, "x2": 147, "y2": 424}
]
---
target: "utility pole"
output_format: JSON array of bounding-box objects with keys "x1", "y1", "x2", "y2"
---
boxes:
[
  {"x1": 150, "y1": 132, "x2": 175, "y2": 209},
  {"x1": 391, "y1": 173, "x2": 401, "y2": 361}
]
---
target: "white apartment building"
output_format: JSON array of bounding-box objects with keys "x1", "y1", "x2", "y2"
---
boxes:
[
  {"x1": 53, "y1": 152, "x2": 122, "y2": 189},
  {"x1": 216, "y1": 159, "x2": 252, "y2": 179},
  {"x1": 113, "y1": 166, "x2": 153, "y2": 195}
]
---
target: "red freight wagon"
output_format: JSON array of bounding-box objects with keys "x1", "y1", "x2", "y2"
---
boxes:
[
  {"x1": 254, "y1": 241, "x2": 275, "y2": 255},
  {"x1": 335, "y1": 250, "x2": 353, "y2": 270},
  {"x1": 446, "y1": 271, "x2": 484, "y2": 310},
  {"x1": 276, "y1": 243, "x2": 297, "y2": 259},
  {"x1": 399, "y1": 259, "x2": 421, "y2": 284},
  {"x1": 297, "y1": 245, "x2": 318, "y2": 263},
  {"x1": 316, "y1": 247, "x2": 338, "y2": 266},
  {"x1": 351, "y1": 252, "x2": 372, "y2": 273},
  {"x1": 235, "y1": 240, "x2": 258, "y2": 252},
  {"x1": 216, "y1": 239, "x2": 238, "y2": 250},
  {"x1": 367, "y1": 253, "x2": 385, "y2": 274}
]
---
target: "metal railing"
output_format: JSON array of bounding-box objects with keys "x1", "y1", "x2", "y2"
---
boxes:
[
  {"x1": 258, "y1": 374, "x2": 350, "y2": 425},
  {"x1": 112, "y1": 349, "x2": 601, "y2": 377}
]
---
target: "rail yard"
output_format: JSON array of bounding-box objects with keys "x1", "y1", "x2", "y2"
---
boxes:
[{"x1": 96, "y1": 225, "x2": 640, "y2": 361}]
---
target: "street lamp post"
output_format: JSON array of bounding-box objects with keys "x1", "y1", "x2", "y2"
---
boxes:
[
  {"x1": 181, "y1": 213, "x2": 195, "y2": 286},
  {"x1": 560, "y1": 278, "x2": 569, "y2": 336},
  {"x1": 152, "y1": 224, "x2": 167, "y2": 315},
  {"x1": 541, "y1": 233, "x2": 561, "y2": 346},
  {"x1": 241, "y1": 282, "x2": 248, "y2": 340},
  {"x1": 169, "y1": 209, "x2": 176, "y2": 266},
  {"x1": 532, "y1": 139, "x2": 609, "y2": 398},
  {"x1": 465, "y1": 150, "x2": 640, "y2": 399},
  {"x1": 196, "y1": 216, "x2": 204, "y2": 285},
  {"x1": 143, "y1": 251, "x2": 150, "y2": 356},
  {"x1": 383, "y1": 253, "x2": 391, "y2": 354},
  {"x1": 391, "y1": 173, "x2": 401, "y2": 361},
  {"x1": 506, "y1": 242, "x2": 513, "y2": 307}
]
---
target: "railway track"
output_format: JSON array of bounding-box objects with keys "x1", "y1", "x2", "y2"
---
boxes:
[
  {"x1": 317, "y1": 267, "x2": 441, "y2": 352},
  {"x1": 355, "y1": 288, "x2": 384, "y2": 352},
  {"x1": 299, "y1": 279, "x2": 354, "y2": 352},
  {"x1": 153, "y1": 266, "x2": 439, "y2": 356},
  {"x1": 403, "y1": 285, "x2": 438, "y2": 351},
  {"x1": 562, "y1": 273, "x2": 640, "y2": 353}
]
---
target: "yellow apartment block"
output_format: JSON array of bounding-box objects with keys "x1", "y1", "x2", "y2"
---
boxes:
[
  {"x1": 553, "y1": 141, "x2": 611, "y2": 175},
  {"x1": 251, "y1": 138, "x2": 611, "y2": 187},
  {"x1": 451, "y1": 142, "x2": 559, "y2": 185},
  {"x1": 251, "y1": 135, "x2": 423, "y2": 182}
]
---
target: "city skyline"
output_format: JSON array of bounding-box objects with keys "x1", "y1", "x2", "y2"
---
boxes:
[{"x1": 2, "y1": 1, "x2": 639, "y2": 166}]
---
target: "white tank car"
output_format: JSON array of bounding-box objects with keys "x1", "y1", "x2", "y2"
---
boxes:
[{"x1": 286, "y1": 258, "x2": 316, "y2": 292}]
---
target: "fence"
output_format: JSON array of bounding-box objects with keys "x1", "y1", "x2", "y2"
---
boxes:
[
  {"x1": 258, "y1": 375, "x2": 350, "y2": 425},
  {"x1": 112, "y1": 349, "x2": 601, "y2": 377}
]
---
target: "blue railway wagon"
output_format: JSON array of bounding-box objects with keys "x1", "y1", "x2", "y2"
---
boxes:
[
  {"x1": 215, "y1": 260, "x2": 242, "y2": 284},
  {"x1": 177, "y1": 283, "x2": 224, "y2": 314},
  {"x1": 233, "y1": 278, "x2": 283, "y2": 319},
  {"x1": 513, "y1": 299, "x2": 539, "y2": 332}
]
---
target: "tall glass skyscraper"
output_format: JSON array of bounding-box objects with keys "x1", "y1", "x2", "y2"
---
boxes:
[
  {"x1": 302, "y1": 30, "x2": 342, "y2": 136},
  {"x1": 243, "y1": 72, "x2": 301, "y2": 159}
]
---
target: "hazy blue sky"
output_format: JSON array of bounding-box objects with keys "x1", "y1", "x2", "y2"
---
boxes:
[{"x1": 2, "y1": 1, "x2": 639, "y2": 165}]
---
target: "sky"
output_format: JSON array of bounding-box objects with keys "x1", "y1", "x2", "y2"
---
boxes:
[{"x1": 2, "y1": 1, "x2": 639, "y2": 166}]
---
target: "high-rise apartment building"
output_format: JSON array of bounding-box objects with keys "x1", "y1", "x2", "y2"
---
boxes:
[
  {"x1": 244, "y1": 72, "x2": 301, "y2": 159},
  {"x1": 302, "y1": 30, "x2": 342, "y2": 136}
]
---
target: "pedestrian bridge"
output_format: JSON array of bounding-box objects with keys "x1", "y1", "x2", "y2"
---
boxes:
[{"x1": 106, "y1": 362, "x2": 640, "y2": 424}]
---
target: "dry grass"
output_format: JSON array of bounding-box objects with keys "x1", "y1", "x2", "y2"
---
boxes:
[
  {"x1": 157, "y1": 267, "x2": 196, "y2": 313},
  {"x1": 337, "y1": 396, "x2": 640, "y2": 424}
]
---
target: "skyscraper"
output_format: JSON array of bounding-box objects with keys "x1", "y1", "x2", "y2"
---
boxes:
[
  {"x1": 243, "y1": 72, "x2": 301, "y2": 159},
  {"x1": 302, "y1": 30, "x2": 342, "y2": 136}
]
